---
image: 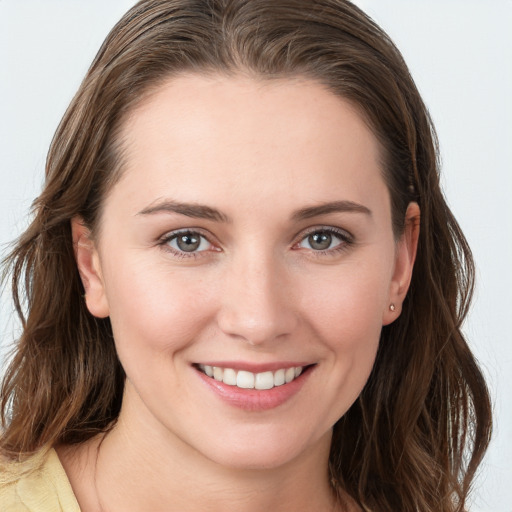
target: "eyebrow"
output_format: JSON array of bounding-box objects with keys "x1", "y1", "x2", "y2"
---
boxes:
[
  {"x1": 291, "y1": 200, "x2": 372, "y2": 221},
  {"x1": 137, "y1": 199, "x2": 371, "y2": 223},
  {"x1": 137, "y1": 200, "x2": 231, "y2": 223}
]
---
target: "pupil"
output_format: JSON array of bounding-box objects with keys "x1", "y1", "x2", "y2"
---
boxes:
[
  {"x1": 309, "y1": 232, "x2": 332, "y2": 250},
  {"x1": 177, "y1": 233, "x2": 200, "y2": 252}
]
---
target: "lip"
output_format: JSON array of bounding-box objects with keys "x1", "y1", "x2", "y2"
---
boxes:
[
  {"x1": 196, "y1": 361, "x2": 312, "y2": 373},
  {"x1": 193, "y1": 362, "x2": 315, "y2": 411}
]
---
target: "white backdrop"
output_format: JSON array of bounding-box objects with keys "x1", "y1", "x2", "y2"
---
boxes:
[{"x1": 1, "y1": 2, "x2": 510, "y2": 511}]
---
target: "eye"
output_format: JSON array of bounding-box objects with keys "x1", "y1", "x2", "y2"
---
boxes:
[
  {"x1": 164, "y1": 230, "x2": 213, "y2": 254},
  {"x1": 297, "y1": 228, "x2": 350, "y2": 252}
]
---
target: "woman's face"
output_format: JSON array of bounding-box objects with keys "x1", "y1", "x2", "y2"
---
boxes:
[{"x1": 76, "y1": 74, "x2": 417, "y2": 470}]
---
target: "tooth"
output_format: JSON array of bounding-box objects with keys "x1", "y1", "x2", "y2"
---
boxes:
[
  {"x1": 203, "y1": 365, "x2": 305, "y2": 388},
  {"x1": 274, "y1": 369, "x2": 285, "y2": 387},
  {"x1": 237, "y1": 370, "x2": 255, "y2": 389},
  {"x1": 255, "y1": 371, "x2": 274, "y2": 390},
  {"x1": 285, "y1": 367, "x2": 295, "y2": 383},
  {"x1": 223, "y1": 368, "x2": 237, "y2": 386}
]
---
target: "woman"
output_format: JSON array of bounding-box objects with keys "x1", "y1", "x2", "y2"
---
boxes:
[{"x1": 0, "y1": 1, "x2": 492, "y2": 511}]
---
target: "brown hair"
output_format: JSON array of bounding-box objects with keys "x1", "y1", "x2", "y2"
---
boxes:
[{"x1": 1, "y1": 1, "x2": 491, "y2": 510}]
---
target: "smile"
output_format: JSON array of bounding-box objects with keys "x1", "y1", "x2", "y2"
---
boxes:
[{"x1": 197, "y1": 364, "x2": 305, "y2": 390}]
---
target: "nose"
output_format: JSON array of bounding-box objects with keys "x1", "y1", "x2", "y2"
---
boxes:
[{"x1": 216, "y1": 250, "x2": 298, "y2": 346}]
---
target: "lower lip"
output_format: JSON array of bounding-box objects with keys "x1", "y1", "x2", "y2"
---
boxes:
[{"x1": 195, "y1": 366, "x2": 313, "y2": 411}]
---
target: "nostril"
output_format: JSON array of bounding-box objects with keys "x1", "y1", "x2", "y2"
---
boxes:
[
  {"x1": 216, "y1": 266, "x2": 298, "y2": 344},
  {"x1": 216, "y1": 309, "x2": 296, "y2": 346}
]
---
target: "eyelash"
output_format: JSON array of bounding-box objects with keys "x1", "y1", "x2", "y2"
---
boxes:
[
  {"x1": 294, "y1": 226, "x2": 354, "y2": 258},
  {"x1": 157, "y1": 226, "x2": 354, "y2": 260},
  {"x1": 158, "y1": 228, "x2": 215, "y2": 260}
]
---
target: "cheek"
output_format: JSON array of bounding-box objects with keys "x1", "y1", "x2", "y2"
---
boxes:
[
  {"x1": 301, "y1": 260, "x2": 390, "y2": 340},
  {"x1": 298, "y1": 260, "x2": 389, "y2": 401},
  {"x1": 102, "y1": 255, "x2": 215, "y2": 358},
  {"x1": 314, "y1": 281, "x2": 382, "y2": 376}
]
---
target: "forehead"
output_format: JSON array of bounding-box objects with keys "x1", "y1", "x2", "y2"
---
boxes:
[{"x1": 112, "y1": 73, "x2": 387, "y2": 216}]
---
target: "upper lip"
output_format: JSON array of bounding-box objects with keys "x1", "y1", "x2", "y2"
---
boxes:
[{"x1": 194, "y1": 361, "x2": 314, "y2": 373}]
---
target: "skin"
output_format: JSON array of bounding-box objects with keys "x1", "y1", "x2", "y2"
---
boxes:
[{"x1": 62, "y1": 74, "x2": 420, "y2": 512}]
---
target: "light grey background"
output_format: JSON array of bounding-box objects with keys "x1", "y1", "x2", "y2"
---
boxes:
[{"x1": 1, "y1": 1, "x2": 510, "y2": 511}]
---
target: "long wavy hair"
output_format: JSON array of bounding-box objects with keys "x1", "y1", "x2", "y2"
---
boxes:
[{"x1": 1, "y1": 1, "x2": 491, "y2": 510}]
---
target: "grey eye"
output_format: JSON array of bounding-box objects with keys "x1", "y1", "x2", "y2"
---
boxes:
[
  {"x1": 299, "y1": 230, "x2": 343, "y2": 251},
  {"x1": 168, "y1": 232, "x2": 210, "y2": 252}
]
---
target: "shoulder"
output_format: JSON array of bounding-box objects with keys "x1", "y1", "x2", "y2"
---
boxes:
[{"x1": 0, "y1": 448, "x2": 81, "y2": 512}]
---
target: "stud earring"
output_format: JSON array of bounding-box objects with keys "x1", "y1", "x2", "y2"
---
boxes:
[{"x1": 389, "y1": 303, "x2": 396, "y2": 311}]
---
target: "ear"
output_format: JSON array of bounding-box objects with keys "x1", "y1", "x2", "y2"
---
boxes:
[
  {"x1": 71, "y1": 217, "x2": 110, "y2": 318},
  {"x1": 382, "y1": 202, "x2": 420, "y2": 325}
]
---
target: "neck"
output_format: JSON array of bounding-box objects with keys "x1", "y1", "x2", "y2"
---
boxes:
[{"x1": 94, "y1": 384, "x2": 341, "y2": 512}]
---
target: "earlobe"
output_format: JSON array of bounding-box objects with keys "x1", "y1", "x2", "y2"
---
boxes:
[
  {"x1": 71, "y1": 217, "x2": 110, "y2": 318},
  {"x1": 382, "y1": 202, "x2": 420, "y2": 325}
]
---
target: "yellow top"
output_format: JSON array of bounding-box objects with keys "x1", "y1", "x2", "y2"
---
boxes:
[{"x1": 0, "y1": 448, "x2": 80, "y2": 512}]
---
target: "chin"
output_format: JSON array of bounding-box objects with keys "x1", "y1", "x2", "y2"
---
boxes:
[
  {"x1": 189, "y1": 426, "x2": 331, "y2": 472},
  {"x1": 206, "y1": 447, "x2": 303, "y2": 472}
]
